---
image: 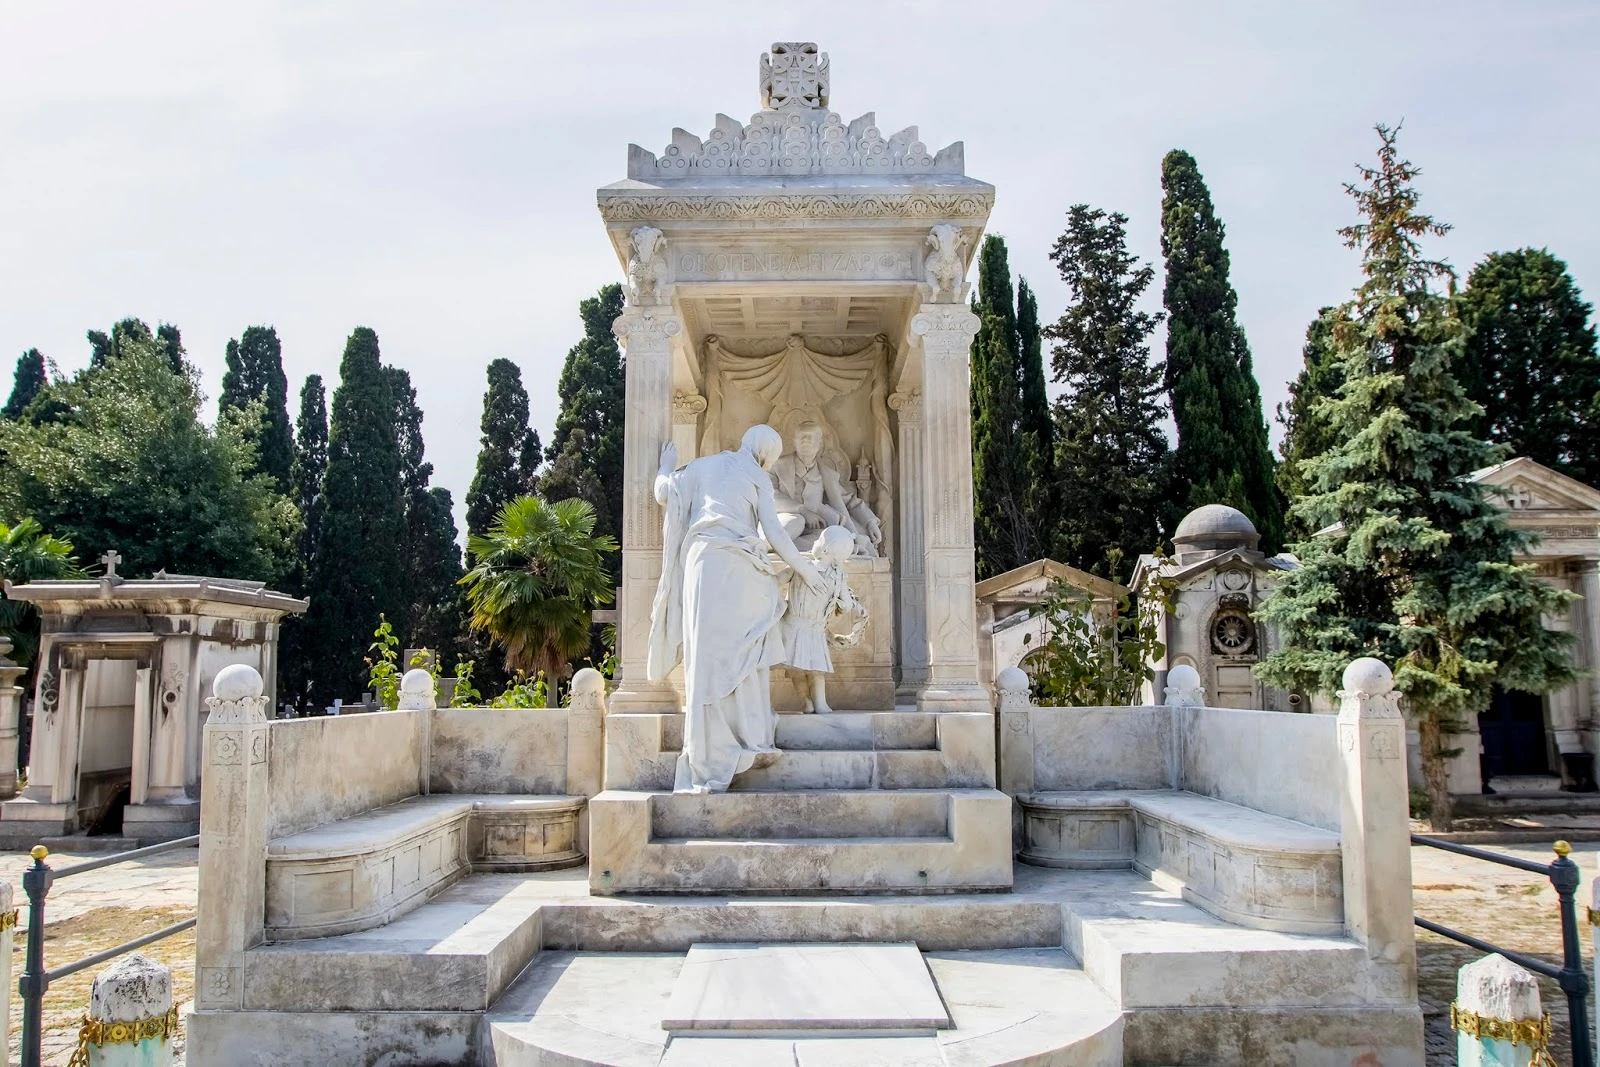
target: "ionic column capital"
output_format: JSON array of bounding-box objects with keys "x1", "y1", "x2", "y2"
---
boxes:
[
  {"x1": 888, "y1": 389, "x2": 923, "y2": 424},
  {"x1": 612, "y1": 305, "x2": 683, "y2": 348},
  {"x1": 910, "y1": 305, "x2": 981, "y2": 352}
]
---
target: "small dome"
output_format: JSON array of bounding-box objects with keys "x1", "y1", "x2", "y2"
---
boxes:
[
  {"x1": 212, "y1": 664, "x2": 263, "y2": 702},
  {"x1": 1173, "y1": 504, "x2": 1260, "y2": 557}
]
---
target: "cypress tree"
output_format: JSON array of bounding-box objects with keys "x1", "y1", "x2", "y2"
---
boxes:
[
  {"x1": 970, "y1": 235, "x2": 1034, "y2": 577},
  {"x1": 1256, "y1": 126, "x2": 1576, "y2": 831},
  {"x1": 220, "y1": 326, "x2": 294, "y2": 491},
  {"x1": 1046, "y1": 206, "x2": 1171, "y2": 578},
  {"x1": 541, "y1": 283, "x2": 627, "y2": 567},
  {"x1": 156, "y1": 323, "x2": 185, "y2": 374},
  {"x1": 305, "y1": 328, "x2": 406, "y2": 702},
  {"x1": 406, "y1": 486, "x2": 467, "y2": 660},
  {"x1": 1456, "y1": 248, "x2": 1600, "y2": 485},
  {"x1": 1016, "y1": 277, "x2": 1055, "y2": 556},
  {"x1": 279, "y1": 374, "x2": 328, "y2": 710},
  {"x1": 1275, "y1": 308, "x2": 1342, "y2": 520},
  {"x1": 4, "y1": 349, "x2": 47, "y2": 419},
  {"x1": 1160, "y1": 150, "x2": 1285, "y2": 549},
  {"x1": 466, "y1": 359, "x2": 538, "y2": 541}
]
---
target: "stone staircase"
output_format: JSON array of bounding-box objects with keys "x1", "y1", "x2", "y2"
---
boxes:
[
  {"x1": 193, "y1": 865, "x2": 1419, "y2": 1065},
  {"x1": 588, "y1": 710, "x2": 1012, "y2": 895}
]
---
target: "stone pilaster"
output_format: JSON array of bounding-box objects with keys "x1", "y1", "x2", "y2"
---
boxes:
[
  {"x1": 1580, "y1": 559, "x2": 1600, "y2": 728},
  {"x1": 889, "y1": 389, "x2": 928, "y2": 699},
  {"x1": 909, "y1": 304, "x2": 989, "y2": 713},
  {"x1": 129, "y1": 667, "x2": 154, "y2": 805},
  {"x1": 50, "y1": 666, "x2": 84, "y2": 806},
  {"x1": 194, "y1": 665, "x2": 270, "y2": 1012},
  {"x1": 0, "y1": 637, "x2": 23, "y2": 798},
  {"x1": 671, "y1": 391, "x2": 706, "y2": 469},
  {"x1": 608, "y1": 303, "x2": 684, "y2": 713},
  {"x1": 1336, "y1": 657, "x2": 1416, "y2": 1004}
]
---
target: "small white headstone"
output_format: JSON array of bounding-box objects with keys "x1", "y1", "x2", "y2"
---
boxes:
[{"x1": 397, "y1": 668, "x2": 436, "y2": 711}]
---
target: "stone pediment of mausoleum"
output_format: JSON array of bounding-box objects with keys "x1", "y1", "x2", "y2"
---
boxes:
[
  {"x1": 1130, "y1": 547, "x2": 1297, "y2": 592},
  {"x1": 1473, "y1": 457, "x2": 1600, "y2": 518}
]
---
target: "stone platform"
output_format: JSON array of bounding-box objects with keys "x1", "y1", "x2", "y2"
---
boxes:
[{"x1": 186, "y1": 863, "x2": 1424, "y2": 1066}]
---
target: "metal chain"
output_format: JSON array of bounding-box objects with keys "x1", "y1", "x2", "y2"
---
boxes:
[{"x1": 1451, "y1": 1003, "x2": 1557, "y2": 1065}]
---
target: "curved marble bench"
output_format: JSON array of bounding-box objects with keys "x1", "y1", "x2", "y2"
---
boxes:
[
  {"x1": 1017, "y1": 790, "x2": 1342, "y2": 935},
  {"x1": 265, "y1": 794, "x2": 584, "y2": 940}
]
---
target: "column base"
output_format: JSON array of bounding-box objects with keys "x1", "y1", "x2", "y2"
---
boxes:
[
  {"x1": 916, "y1": 684, "x2": 993, "y2": 714},
  {"x1": 606, "y1": 681, "x2": 681, "y2": 715},
  {"x1": 124, "y1": 798, "x2": 201, "y2": 841}
]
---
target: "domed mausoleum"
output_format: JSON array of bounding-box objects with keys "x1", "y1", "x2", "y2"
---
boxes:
[{"x1": 1132, "y1": 504, "x2": 1298, "y2": 710}]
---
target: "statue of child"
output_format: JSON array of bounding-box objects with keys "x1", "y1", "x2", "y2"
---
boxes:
[{"x1": 781, "y1": 525, "x2": 868, "y2": 713}]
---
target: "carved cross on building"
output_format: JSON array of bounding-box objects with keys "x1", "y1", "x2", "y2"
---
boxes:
[
  {"x1": 100, "y1": 550, "x2": 122, "y2": 579},
  {"x1": 760, "y1": 42, "x2": 828, "y2": 110},
  {"x1": 1506, "y1": 485, "x2": 1535, "y2": 510}
]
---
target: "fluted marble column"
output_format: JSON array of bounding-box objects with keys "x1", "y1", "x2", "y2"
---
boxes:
[
  {"x1": 910, "y1": 304, "x2": 990, "y2": 712},
  {"x1": 889, "y1": 389, "x2": 928, "y2": 700},
  {"x1": 608, "y1": 303, "x2": 685, "y2": 713}
]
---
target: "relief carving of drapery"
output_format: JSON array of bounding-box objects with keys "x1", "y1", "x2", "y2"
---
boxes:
[{"x1": 699, "y1": 334, "x2": 895, "y2": 550}]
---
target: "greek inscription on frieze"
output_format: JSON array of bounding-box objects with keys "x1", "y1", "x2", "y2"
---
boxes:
[{"x1": 676, "y1": 250, "x2": 913, "y2": 281}]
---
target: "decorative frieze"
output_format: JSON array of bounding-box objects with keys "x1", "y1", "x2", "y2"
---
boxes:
[{"x1": 598, "y1": 190, "x2": 994, "y2": 224}]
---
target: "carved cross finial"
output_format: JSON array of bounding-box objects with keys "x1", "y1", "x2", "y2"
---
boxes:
[
  {"x1": 1506, "y1": 485, "x2": 1534, "y2": 510},
  {"x1": 100, "y1": 550, "x2": 122, "y2": 579},
  {"x1": 760, "y1": 42, "x2": 828, "y2": 110}
]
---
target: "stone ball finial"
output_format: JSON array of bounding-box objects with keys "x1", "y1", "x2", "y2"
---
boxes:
[
  {"x1": 1164, "y1": 664, "x2": 1206, "y2": 707},
  {"x1": 1341, "y1": 657, "x2": 1394, "y2": 697},
  {"x1": 400, "y1": 669, "x2": 434, "y2": 695},
  {"x1": 212, "y1": 663, "x2": 264, "y2": 702},
  {"x1": 996, "y1": 667, "x2": 1029, "y2": 694},
  {"x1": 572, "y1": 668, "x2": 605, "y2": 697}
]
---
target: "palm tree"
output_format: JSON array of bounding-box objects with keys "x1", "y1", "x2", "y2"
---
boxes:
[
  {"x1": 0, "y1": 517, "x2": 85, "y2": 673},
  {"x1": 460, "y1": 496, "x2": 617, "y2": 689}
]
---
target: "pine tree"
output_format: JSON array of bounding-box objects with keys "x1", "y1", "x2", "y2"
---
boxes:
[
  {"x1": 1256, "y1": 126, "x2": 1576, "y2": 831},
  {"x1": 279, "y1": 374, "x2": 328, "y2": 710},
  {"x1": 1456, "y1": 248, "x2": 1600, "y2": 485},
  {"x1": 466, "y1": 359, "x2": 538, "y2": 541},
  {"x1": 1160, "y1": 150, "x2": 1285, "y2": 549},
  {"x1": 969, "y1": 235, "x2": 1035, "y2": 576},
  {"x1": 1046, "y1": 206, "x2": 1171, "y2": 578},
  {"x1": 305, "y1": 328, "x2": 406, "y2": 703},
  {"x1": 4, "y1": 349, "x2": 47, "y2": 419},
  {"x1": 1275, "y1": 308, "x2": 1342, "y2": 519},
  {"x1": 1015, "y1": 277, "x2": 1055, "y2": 545},
  {"x1": 220, "y1": 326, "x2": 294, "y2": 491},
  {"x1": 540, "y1": 283, "x2": 627, "y2": 571}
]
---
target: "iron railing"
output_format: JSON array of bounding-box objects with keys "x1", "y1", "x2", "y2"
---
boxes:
[
  {"x1": 1412, "y1": 834, "x2": 1592, "y2": 1067},
  {"x1": 17, "y1": 835, "x2": 199, "y2": 1067}
]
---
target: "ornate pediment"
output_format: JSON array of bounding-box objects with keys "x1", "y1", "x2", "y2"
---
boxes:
[
  {"x1": 1473, "y1": 457, "x2": 1600, "y2": 516},
  {"x1": 627, "y1": 43, "x2": 965, "y2": 180}
]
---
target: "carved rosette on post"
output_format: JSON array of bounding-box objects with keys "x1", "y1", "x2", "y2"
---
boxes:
[{"x1": 194, "y1": 664, "x2": 271, "y2": 1012}]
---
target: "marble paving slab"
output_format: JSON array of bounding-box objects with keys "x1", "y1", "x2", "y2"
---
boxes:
[{"x1": 660, "y1": 942, "x2": 952, "y2": 1033}]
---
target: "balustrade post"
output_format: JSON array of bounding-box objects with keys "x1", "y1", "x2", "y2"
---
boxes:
[{"x1": 81, "y1": 953, "x2": 175, "y2": 1066}]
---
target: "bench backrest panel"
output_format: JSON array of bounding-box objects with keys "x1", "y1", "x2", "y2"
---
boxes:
[
  {"x1": 1177, "y1": 707, "x2": 1339, "y2": 831},
  {"x1": 267, "y1": 710, "x2": 425, "y2": 838}
]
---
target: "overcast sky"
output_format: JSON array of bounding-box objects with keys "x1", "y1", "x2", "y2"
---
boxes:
[{"x1": 3, "y1": 2, "x2": 1596, "y2": 541}]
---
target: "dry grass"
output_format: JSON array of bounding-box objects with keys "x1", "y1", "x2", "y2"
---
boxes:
[{"x1": 6, "y1": 906, "x2": 194, "y2": 1066}]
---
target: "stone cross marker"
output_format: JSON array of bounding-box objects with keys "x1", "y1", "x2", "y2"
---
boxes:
[{"x1": 99, "y1": 550, "x2": 122, "y2": 579}]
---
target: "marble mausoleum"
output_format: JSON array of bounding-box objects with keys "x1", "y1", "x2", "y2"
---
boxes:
[
  {"x1": 0, "y1": 563, "x2": 306, "y2": 847},
  {"x1": 180, "y1": 44, "x2": 1426, "y2": 1066}
]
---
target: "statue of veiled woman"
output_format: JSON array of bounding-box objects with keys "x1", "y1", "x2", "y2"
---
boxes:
[{"x1": 647, "y1": 424, "x2": 823, "y2": 793}]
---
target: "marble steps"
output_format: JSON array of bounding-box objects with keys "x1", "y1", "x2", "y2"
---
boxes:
[
  {"x1": 772, "y1": 711, "x2": 941, "y2": 751},
  {"x1": 480, "y1": 947, "x2": 1125, "y2": 1067},
  {"x1": 241, "y1": 876, "x2": 548, "y2": 1012},
  {"x1": 730, "y1": 747, "x2": 979, "y2": 790},
  {"x1": 590, "y1": 789, "x2": 1014, "y2": 895}
]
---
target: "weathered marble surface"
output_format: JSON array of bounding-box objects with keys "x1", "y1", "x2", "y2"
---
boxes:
[
  {"x1": 430, "y1": 707, "x2": 568, "y2": 794},
  {"x1": 1178, "y1": 705, "x2": 1340, "y2": 830},
  {"x1": 266, "y1": 710, "x2": 422, "y2": 838},
  {"x1": 660, "y1": 942, "x2": 949, "y2": 1032}
]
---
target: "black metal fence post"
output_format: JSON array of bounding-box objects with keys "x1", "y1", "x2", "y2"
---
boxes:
[
  {"x1": 18, "y1": 844, "x2": 52, "y2": 1067},
  {"x1": 1551, "y1": 840, "x2": 1594, "y2": 1067}
]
